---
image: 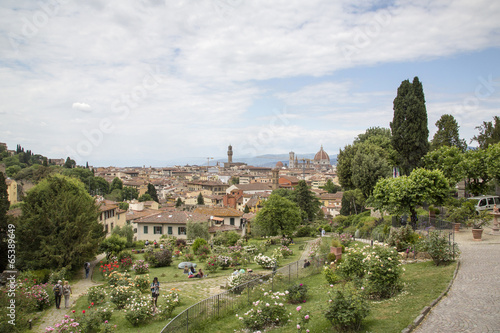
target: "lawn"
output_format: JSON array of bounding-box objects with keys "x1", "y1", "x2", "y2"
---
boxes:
[{"x1": 193, "y1": 260, "x2": 457, "y2": 333}]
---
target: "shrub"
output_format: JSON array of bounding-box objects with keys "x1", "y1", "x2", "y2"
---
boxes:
[
  {"x1": 323, "y1": 265, "x2": 341, "y2": 285},
  {"x1": 153, "y1": 249, "x2": 173, "y2": 268},
  {"x1": 325, "y1": 287, "x2": 370, "y2": 331},
  {"x1": 295, "y1": 225, "x2": 315, "y2": 237},
  {"x1": 237, "y1": 291, "x2": 289, "y2": 331},
  {"x1": 155, "y1": 289, "x2": 181, "y2": 320},
  {"x1": 364, "y1": 246, "x2": 403, "y2": 299},
  {"x1": 133, "y1": 240, "x2": 145, "y2": 249},
  {"x1": 243, "y1": 245, "x2": 258, "y2": 254},
  {"x1": 109, "y1": 285, "x2": 137, "y2": 309},
  {"x1": 48, "y1": 266, "x2": 70, "y2": 284},
  {"x1": 205, "y1": 255, "x2": 219, "y2": 273},
  {"x1": 227, "y1": 273, "x2": 257, "y2": 290},
  {"x1": 107, "y1": 271, "x2": 132, "y2": 287},
  {"x1": 45, "y1": 315, "x2": 81, "y2": 332},
  {"x1": 120, "y1": 257, "x2": 133, "y2": 270},
  {"x1": 74, "y1": 305, "x2": 104, "y2": 332},
  {"x1": 133, "y1": 260, "x2": 150, "y2": 274},
  {"x1": 286, "y1": 283, "x2": 308, "y2": 304},
  {"x1": 134, "y1": 274, "x2": 151, "y2": 293},
  {"x1": 184, "y1": 253, "x2": 194, "y2": 261},
  {"x1": 99, "y1": 260, "x2": 120, "y2": 277},
  {"x1": 336, "y1": 244, "x2": 367, "y2": 281},
  {"x1": 31, "y1": 269, "x2": 51, "y2": 284},
  {"x1": 87, "y1": 286, "x2": 107, "y2": 305},
  {"x1": 192, "y1": 238, "x2": 208, "y2": 254},
  {"x1": 279, "y1": 245, "x2": 293, "y2": 257},
  {"x1": 339, "y1": 233, "x2": 353, "y2": 247},
  {"x1": 254, "y1": 253, "x2": 277, "y2": 269},
  {"x1": 117, "y1": 250, "x2": 133, "y2": 262},
  {"x1": 217, "y1": 255, "x2": 232, "y2": 269},
  {"x1": 419, "y1": 231, "x2": 460, "y2": 266},
  {"x1": 387, "y1": 224, "x2": 417, "y2": 251},
  {"x1": 176, "y1": 238, "x2": 187, "y2": 250},
  {"x1": 124, "y1": 294, "x2": 153, "y2": 326},
  {"x1": 196, "y1": 244, "x2": 211, "y2": 256}
]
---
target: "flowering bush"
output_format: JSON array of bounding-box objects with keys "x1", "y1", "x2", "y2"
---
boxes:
[
  {"x1": 323, "y1": 265, "x2": 341, "y2": 285},
  {"x1": 336, "y1": 244, "x2": 368, "y2": 281},
  {"x1": 227, "y1": 273, "x2": 257, "y2": 290},
  {"x1": 205, "y1": 255, "x2": 219, "y2": 273},
  {"x1": 387, "y1": 225, "x2": 417, "y2": 251},
  {"x1": 243, "y1": 245, "x2": 258, "y2": 254},
  {"x1": 133, "y1": 260, "x2": 150, "y2": 274},
  {"x1": 99, "y1": 260, "x2": 120, "y2": 277},
  {"x1": 254, "y1": 253, "x2": 277, "y2": 269},
  {"x1": 25, "y1": 284, "x2": 51, "y2": 310},
  {"x1": 195, "y1": 244, "x2": 211, "y2": 256},
  {"x1": 308, "y1": 239, "x2": 321, "y2": 258},
  {"x1": 339, "y1": 233, "x2": 353, "y2": 247},
  {"x1": 217, "y1": 255, "x2": 232, "y2": 269},
  {"x1": 96, "y1": 303, "x2": 114, "y2": 321},
  {"x1": 155, "y1": 289, "x2": 181, "y2": 320},
  {"x1": 107, "y1": 271, "x2": 133, "y2": 287},
  {"x1": 124, "y1": 294, "x2": 153, "y2": 326},
  {"x1": 197, "y1": 253, "x2": 208, "y2": 262},
  {"x1": 87, "y1": 286, "x2": 107, "y2": 305},
  {"x1": 419, "y1": 231, "x2": 460, "y2": 266},
  {"x1": 134, "y1": 274, "x2": 150, "y2": 293},
  {"x1": 74, "y1": 306, "x2": 103, "y2": 333},
  {"x1": 227, "y1": 245, "x2": 243, "y2": 253},
  {"x1": 295, "y1": 306, "x2": 312, "y2": 333},
  {"x1": 183, "y1": 253, "x2": 194, "y2": 261},
  {"x1": 325, "y1": 287, "x2": 369, "y2": 331},
  {"x1": 45, "y1": 315, "x2": 81, "y2": 332},
  {"x1": 363, "y1": 245, "x2": 403, "y2": 299},
  {"x1": 109, "y1": 285, "x2": 137, "y2": 309},
  {"x1": 279, "y1": 245, "x2": 294, "y2": 257},
  {"x1": 286, "y1": 283, "x2": 308, "y2": 304},
  {"x1": 237, "y1": 291, "x2": 289, "y2": 331},
  {"x1": 120, "y1": 257, "x2": 133, "y2": 270}
]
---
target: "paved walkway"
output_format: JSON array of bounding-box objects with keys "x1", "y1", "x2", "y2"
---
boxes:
[
  {"x1": 33, "y1": 254, "x2": 105, "y2": 332},
  {"x1": 414, "y1": 227, "x2": 500, "y2": 333}
]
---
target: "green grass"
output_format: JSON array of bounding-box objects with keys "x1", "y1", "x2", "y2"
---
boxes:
[{"x1": 196, "y1": 260, "x2": 457, "y2": 333}]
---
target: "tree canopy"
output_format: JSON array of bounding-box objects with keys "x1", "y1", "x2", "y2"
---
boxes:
[
  {"x1": 197, "y1": 192, "x2": 204, "y2": 205},
  {"x1": 390, "y1": 77, "x2": 429, "y2": 175},
  {"x1": 0, "y1": 173, "x2": 10, "y2": 272},
  {"x1": 430, "y1": 114, "x2": 466, "y2": 152},
  {"x1": 254, "y1": 193, "x2": 302, "y2": 236},
  {"x1": 147, "y1": 183, "x2": 159, "y2": 203},
  {"x1": 471, "y1": 116, "x2": 500, "y2": 149},
  {"x1": 293, "y1": 180, "x2": 322, "y2": 221},
  {"x1": 16, "y1": 174, "x2": 104, "y2": 271},
  {"x1": 320, "y1": 179, "x2": 341, "y2": 194}
]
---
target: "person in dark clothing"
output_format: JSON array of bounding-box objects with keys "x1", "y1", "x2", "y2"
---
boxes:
[{"x1": 53, "y1": 280, "x2": 63, "y2": 309}]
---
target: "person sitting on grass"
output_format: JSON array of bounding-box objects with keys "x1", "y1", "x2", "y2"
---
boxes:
[
  {"x1": 183, "y1": 265, "x2": 190, "y2": 274},
  {"x1": 189, "y1": 266, "x2": 196, "y2": 275},
  {"x1": 195, "y1": 268, "x2": 204, "y2": 278},
  {"x1": 232, "y1": 269, "x2": 239, "y2": 276}
]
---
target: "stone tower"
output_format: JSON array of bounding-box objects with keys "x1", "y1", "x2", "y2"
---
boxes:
[
  {"x1": 227, "y1": 144, "x2": 233, "y2": 164},
  {"x1": 272, "y1": 168, "x2": 279, "y2": 190},
  {"x1": 289, "y1": 151, "x2": 295, "y2": 169}
]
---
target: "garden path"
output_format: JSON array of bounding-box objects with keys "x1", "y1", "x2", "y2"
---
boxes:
[
  {"x1": 414, "y1": 227, "x2": 500, "y2": 332},
  {"x1": 32, "y1": 254, "x2": 106, "y2": 332}
]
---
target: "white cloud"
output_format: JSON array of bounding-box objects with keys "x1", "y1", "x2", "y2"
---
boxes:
[{"x1": 72, "y1": 102, "x2": 92, "y2": 112}]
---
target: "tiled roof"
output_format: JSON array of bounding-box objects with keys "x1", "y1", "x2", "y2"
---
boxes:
[
  {"x1": 208, "y1": 225, "x2": 240, "y2": 233},
  {"x1": 134, "y1": 211, "x2": 209, "y2": 224},
  {"x1": 233, "y1": 183, "x2": 273, "y2": 191},
  {"x1": 319, "y1": 192, "x2": 343, "y2": 200},
  {"x1": 193, "y1": 206, "x2": 243, "y2": 217}
]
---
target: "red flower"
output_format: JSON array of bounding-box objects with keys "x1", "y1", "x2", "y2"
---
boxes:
[
  {"x1": 72, "y1": 310, "x2": 75, "y2": 313},
  {"x1": 91, "y1": 302, "x2": 94, "y2": 306},
  {"x1": 82, "y1": 310, "x2": 85, "y2": 314}
]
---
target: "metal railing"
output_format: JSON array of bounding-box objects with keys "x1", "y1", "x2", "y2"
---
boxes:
[{"x1": 160, "y1": 255, "x2": 326, "y2": 333}]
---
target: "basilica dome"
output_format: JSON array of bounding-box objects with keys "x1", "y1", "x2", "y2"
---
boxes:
[{"x1": 313, "y1": 146, "x2": 330, "y2": 165}]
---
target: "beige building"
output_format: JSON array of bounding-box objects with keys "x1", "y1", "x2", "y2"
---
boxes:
[
  {"x1": 134, "y1": 211, "x2": 209, "y2": 241},
  {"x1": 5, "y1": 178, "x2": 18, "y2": 205}
]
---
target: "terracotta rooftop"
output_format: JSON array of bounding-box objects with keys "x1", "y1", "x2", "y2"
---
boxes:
[{"x1": 193, "y1": 206, "x2": 243, "y2": 217}]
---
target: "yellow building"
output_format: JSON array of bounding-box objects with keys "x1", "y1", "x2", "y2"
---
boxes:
[{"x1": 5, "y1": 178, "x2": 18, "y2": 205}]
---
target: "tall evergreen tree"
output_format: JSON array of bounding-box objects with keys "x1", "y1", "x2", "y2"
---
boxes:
[
  {"x1": 390, "y1": 77, "x2": 429, "y2": 175},
  {"x1": 430, "y1": 114, "x2": 466, "y2": 152},
  {"x1": 471, "y1": 116, "x2": 500, "y2": 149},
  {"x1": 293, "y1": 180, "x2": 321, "y2": 222},
  {"x1": 0, "y1": 173, "x2": 10, "y2": 272},
  {"x1": 197, "y1": 192, "x2": 204, "y2": 205},
  {"x1": 110, "y1": 177, "x2": 124, "y2": 192},
  {"x1": 147, "y1": 183, "x2": 159, "y2": 203}
]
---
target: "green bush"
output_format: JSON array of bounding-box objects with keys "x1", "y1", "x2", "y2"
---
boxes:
[
  {"x1": 336, "y1": 244, "x2": 367, "y2": 281},
  {"x1": 238, "y1": 291, "x2": 289, "y2": 331},
  {"x1": 364, "y1": 246, "x2": 403, "y2": 299},
  {"x1": 387, "y1": 224, "x2": 417, "y2": 251},
  {"x1": 31, "y1": 269, "x2": 51, "y2": 284},
  {"x1": 192, "y1": 237, "x2": 208, "y2": 254},
  {"x1": 325, "y1": 287, "x2": 370, "y2": 331},
  {"x1": 153, "y1": 249, "x2": 173, "y2": 267},
  {"x1": 419, "y1": 231, "x2": 460, "y2": 266},
  {"x1": 48, "y1": 266, "x2": 70, "y2": 284},
  {"x1": 323, "y1": 265, "x2": 341, "y2": 285},
  {"x1": 87, "y1": 286, "x2": 107, "y2": 305},
  {"x1": 286, "y1": 283, "x2": 308, "y2": 304}
]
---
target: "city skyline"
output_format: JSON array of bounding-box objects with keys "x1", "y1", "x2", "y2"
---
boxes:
[{"x1": 1, "y1": 1, "x2": 499, "y2": 166}]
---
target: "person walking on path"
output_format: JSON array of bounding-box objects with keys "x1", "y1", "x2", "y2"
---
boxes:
[
  {"x1": 151, "y1": 277, "x2": 160, "y2": 312},
  {"x1": 62, "y1": 281, "x2": 72, "y2": 309},
  {"x1": 52, "y1": 280, "x2": 63, "y2": 309},
  {"x1": 84, "y1": 262, "x2": 90, "y2": 278}
]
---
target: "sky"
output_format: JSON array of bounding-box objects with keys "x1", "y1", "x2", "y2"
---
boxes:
[{"x1": 1, "y1": 0, "x2": 499, "y2": 167}]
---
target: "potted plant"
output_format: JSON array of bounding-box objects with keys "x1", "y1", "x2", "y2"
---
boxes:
[
  {"x1": 445, "y1": 199, "x2": 475, "y2": 233},
  {"x1": 468, "y1": 211, "x2": 493, "y2": 241},
  {"x1": 330, "y1": 238, "x2": 343, "y2": 261}
]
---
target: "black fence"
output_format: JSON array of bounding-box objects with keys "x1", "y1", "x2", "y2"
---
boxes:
[{"x1": 160, "y1": 255, "x2": 326, "y2": 333}]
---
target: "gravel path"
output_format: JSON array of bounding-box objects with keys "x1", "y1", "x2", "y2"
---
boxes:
[
  {"x1": 414, "y1": 227, "x2": 500, "y2": 333},
  {"x1": 33, "y1": 254, "x2": 106, "y2": 332}
]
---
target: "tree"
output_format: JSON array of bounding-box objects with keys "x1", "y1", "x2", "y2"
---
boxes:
[
  {"x1": 230, "y1": 176, "x2": 239, "y2": 185},
  {"x1": 186, "y1": 221, "x2": 209, "y2": 240},
  {"x1": 98, "y1": 234, "x2": 127, "y2": 258},
  {"x1": 486, "y1": 143, "x2": 500, "y2": 190},
  {"x1": 118, "y1": 202, "x2": 129, "y2": 211},
  {"x1": 460, "y1": 148, "x2": 491, "y2": 196},
  {"x1": 430, "y1": 114, "x2": 466, "y2": 152},
  {"x1": 110, "y1": 177, "x2": 123, "y2": 192},
  {"x1": 147, "y1": 183, "x2": 159, "y2": 203},
  {"x1": 16, "y1": 175, "x2": 104, "y2": 270},
  {"x1": 351, "y1": 143, "x2": 392, "y2": 198},
  {"x1": 93, "y1": 177, "x2": 110, "y2": 196},
  {"x1": 390, "y1": 77, "x2": 429, "y2": 175},
  {"x1": 197, "y1": 192, "x2": 204, "y2": 205},
  {"x1": 175, "y1": 197, "x2": 183, "y2": 207},
  {"x1": 370, "y1": 168, "x2": 450, "y2": 227},
  {"x1": 471, "y1": 116, "x2": 500, "y2": 149},
  {"x1": 243, "y1": 205, "x2": 250, "y2": 213},
  {"x1": 63, "y1": 157, "x2": 76, "y2": 168},
  {"x1": 293, "y1": 180, "x2": 321, "y2": 221},
  {"x1": 337, "y1": 144, "x2": 357, "y2": 190},
  {"x1": 0, "y1": 173, "x2": 10, "y2": 272},
  {"x1": 111, "y1": 225, "x2": 134, "y2": 247},
  {"x1": 422, "y1": 146, "x2": 465, "y2": 187},
  {"x1": 340, "y1": 189, "x2": 365, "y2": 216},
  {"x1": 138, "y1": 193, "x2": 153, "y2": 202},
  {"x1": 254, "y1": 193, "x2": 302, "y2": 236},
  {"x1": 122, "y1": 186, "x2": 139, "y2": 200},
  {"x1": 320, "y1": 179, "x2": 341, "y2": 194},
  {"x1": 105, "y1": 189, "x2": 123, "y2": 202}
]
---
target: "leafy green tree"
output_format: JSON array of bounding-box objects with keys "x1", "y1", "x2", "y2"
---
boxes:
[
  {"x1": 147, "y1": 183, "x2": 159, "y2": 203},
  {"x1": 422, "y1": 145, "x2": 465, "y2": 187},
  {"x1": 271, "y1": 188, "x2": 294, "y2": 200},
  {"x1": 486, "y1": 143, "x2": 500, "y2": 188},
  {"x1": 390, "y1": 77, "x2": 429, "y2": 175},
  {"x1": 62, "y1": 167, "x2": 94, "y2": 192},
  {"x1": 320, "y1": 179, "x2": 341, "y2": 193},
  {"x1": 16, "y1": 175, "x2": 104, "y2": 270},
  {"x1": 63, "y1": 157, "x2": 76, "y2": 168},
  {"x1": 351, "y1": 143, "x2": 392, "y2": 198},
  {"x1": 138, "y1": 193, "x2": 153, "y2": 202},
  {"x1": 118, "y1": 202, "x2": 129, "y2": 211},
  {"x1": 254, "y1": 193, "x2": 302, "y2": 236},
  {"x1": 0, "y1": 173, "x2": 10, "y2": 272},
  {"x1": 105, "y1": 189, "x2": 123, "y2": 202},
  {"x1": 460, "y1": 148, "x2": 491, "y2": 195},
  {"x1": 186, "y1": 221, "x2": 209, "y2": 240},
  {"x1": 197, "y1": 192, "x2": 204, "y2": 205},
  {"x1": 93, "y1": 177, "x2": 110, "y2": 195},
  {"x1": 175, "y1": 197, "x2": 183, "y2": 207},
  {"x1": 110, "y1": 177, "x2": 123, "y2": 192},
  {"x1": 471, "y1": 116, "x2": 500, "y2": 149},
  {"x1": 430, "y1": 114, "x2": 467, "y2": 152},
  {"x1": 98, "y1": 234, "x2": 127, "y2": 258},
  {"x1": 337, "y1": 144, "x2": 357, "y2": 190},
  {"x1": 6, "y1": 165, "x2": 21, "y2": 177},
  {"x1": 340, "y1": 189, "x2": 365, "y2": 216},
  {"x1": 111, "y1": 225, "x2": 134, "y2": 247},
  {"x1": 370, "y1": 168, "x2": 450, "y2": 227},
  {"x1": 230, "y1": 176, "x2": 239, "y2": 185},
  {"x1": 122, "y1": 186, "x2": 139, "y2": 200},
  {"x1": 293, "y1": 180, "x2": 321, "y2": 221}
]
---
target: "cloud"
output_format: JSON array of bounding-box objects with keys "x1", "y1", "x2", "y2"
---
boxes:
[{"x1": 72, "y1": 102, "x2": 92, "y2": 112}]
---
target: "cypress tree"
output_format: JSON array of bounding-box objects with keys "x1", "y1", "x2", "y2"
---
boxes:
[
  {"x1": 390, "y1": 76, "x2": 429, "y2": 175},
  {"x1": 0, "y1": 173, "x2": 10, "y2": 272}
]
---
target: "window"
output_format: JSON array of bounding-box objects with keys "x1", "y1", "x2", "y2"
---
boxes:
[
  {"x1": 168, "y1": 226, "x2": 173, "y2": 235},
  {"x1": 178, "y1": 227, "x2": 186, "y2": 235},
  {"x1": 230, "y1": 218, "x2": 235, "y2": 226},
  {"x1": 105, "y1": 224, "x2": 108, "y2": 233},
  {"x1": 110, "y1": 223, "x2": 114, "y2": 230},
  {"x1": 488, "y1": 198, "x2": 494, "y2": 205},
  {"x1": 479, "y1": 199, "x2": 487, "y2": 207},
  {"x1": 144, "y1": 226, "x2": 148, "y2": 234},
  {"x1": 154, "y1": 226, "x2": 163, "y2": 234}
]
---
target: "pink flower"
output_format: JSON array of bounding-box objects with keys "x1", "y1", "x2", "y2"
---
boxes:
[
  {"x1": 305, "y1": 315, "x2": 309, "y2": 320},
  {"x1": 296, "y1": 306, "x2": 301, "y2": 312},
  {"x1": 297, "y1": 324, "x2": 301, "y2": 329}
]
